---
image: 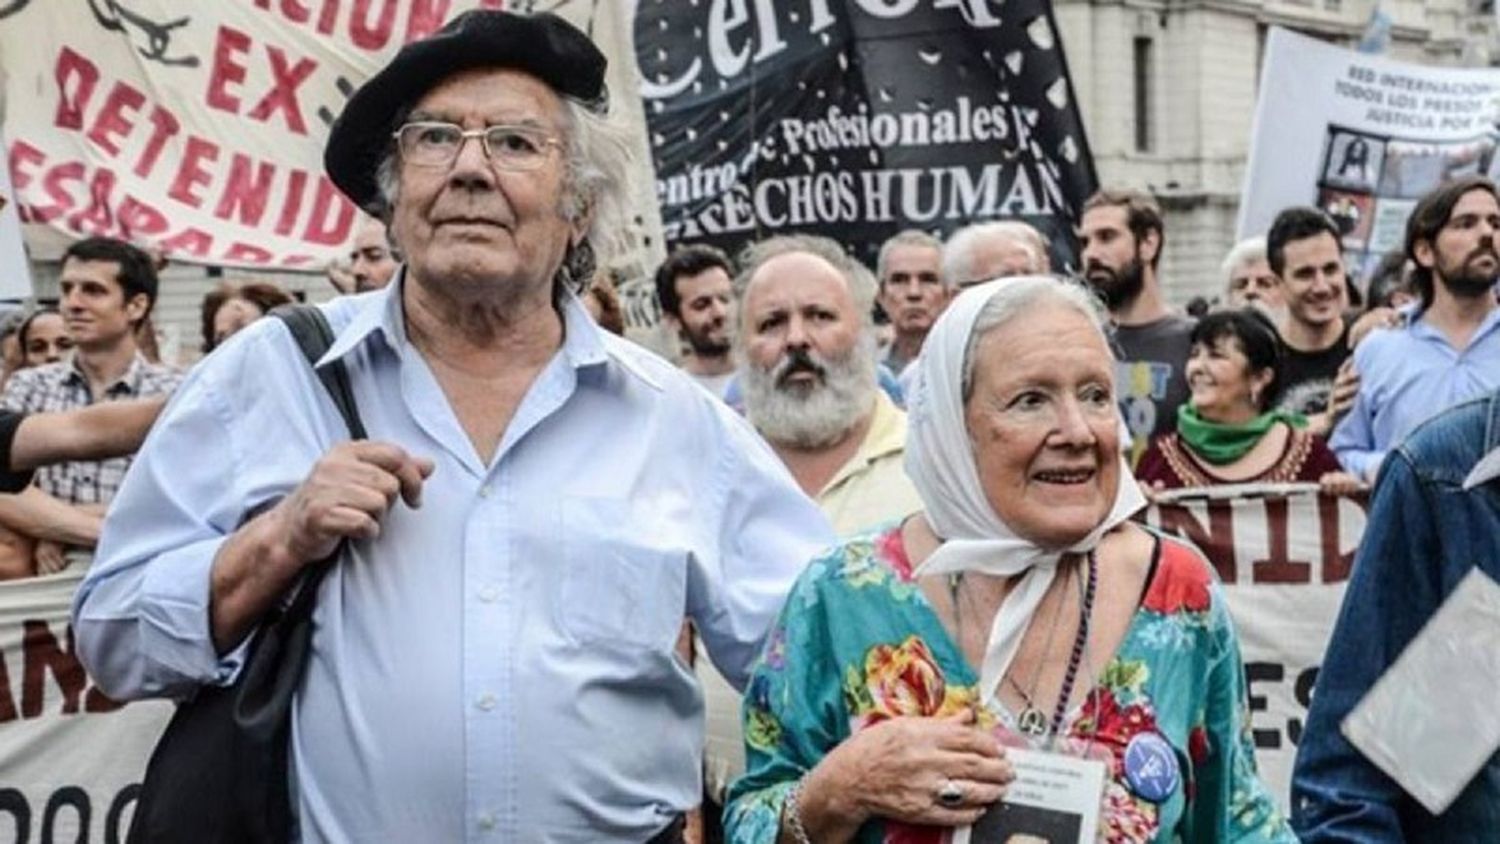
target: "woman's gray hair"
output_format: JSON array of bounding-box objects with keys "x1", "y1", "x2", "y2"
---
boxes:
[
  {"x1": 373, "y1": 95, "x2": 636, "y2": 292},
  {"x1": 960, "y1": 276, "x2": 1110, "y2": 400}
]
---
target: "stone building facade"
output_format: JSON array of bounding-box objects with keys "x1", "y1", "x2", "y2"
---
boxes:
[{"x1": 1054, "y1": 0, "x2": 1497, "y2": 305}]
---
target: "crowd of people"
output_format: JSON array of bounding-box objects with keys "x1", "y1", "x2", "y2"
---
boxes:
[{"x1": 0, "y1": 7, "x2": 1491, "y2": 843}]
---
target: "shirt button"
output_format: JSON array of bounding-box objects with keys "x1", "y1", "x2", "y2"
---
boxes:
[
  {"x1": 478, "y1": 586, "x2": 499, "y2": 603},
  {"x1": 478, "y1": 485, "x2": 492, "y2": 498},
  {"x1": 477, "y1": 812, "x2": 497, "y2": 831},
  {"x1": 476, "y1": 693, "x2": 497, "y2": 711}
]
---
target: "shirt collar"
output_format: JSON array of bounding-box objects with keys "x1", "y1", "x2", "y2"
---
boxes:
[
  {"x1": 65, "y1": 351, "x2": 150, "y2": 394},
  {"x1": 822, "y1": 391, "x2": 906, "y2": 493},
  {"x1": 317, "y1": 273, "x2": 404, "y2": 367},
  {"x1": 315, "y1": 269, "x2": 660, "y2": 390},
  {"x1": 1409, "y1": 303, "x2": 1500, "y2": 348}
]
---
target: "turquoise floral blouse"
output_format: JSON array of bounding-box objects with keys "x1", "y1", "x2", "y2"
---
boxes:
[{"x1": 723, "y1": 524, "x2": 1295, "y2": 843}]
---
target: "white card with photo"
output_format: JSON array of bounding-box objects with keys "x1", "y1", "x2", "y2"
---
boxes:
[
  {"x1": 954, "y1": 747, "x2": 1106, "y2": 844},
  {"x1": 1340, "y1": 567, "x2": 1500, "y2": 815}
]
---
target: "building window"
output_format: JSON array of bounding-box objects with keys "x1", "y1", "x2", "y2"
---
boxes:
[{"x1": 1133, "y1": 37, "x2": 1154, "y2": 153}]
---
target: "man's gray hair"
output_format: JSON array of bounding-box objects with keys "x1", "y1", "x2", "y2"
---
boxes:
[
  {"x1": 961, "y1": 276, "x2": 1109, "y2": 400},
  {"x1": 734, "y1": 234, "x2": 878, "y2": 328},
  {"x1": 374, "y1": 97, "x2": 635, "y2": 282},
  {"x1": 943, "y1": 220, "x2": 1048, "y2": 287},
  {"x1": 875, "y1": 229, "x2": 944, "y2": 286},
  {"x1": 1220, "y1": 236, "x2": 1267, "y2": 285}
]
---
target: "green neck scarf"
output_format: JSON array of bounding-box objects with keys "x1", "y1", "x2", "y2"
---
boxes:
[{"x1": 1176, "y1": 404, "x2": 1306, "y2": 465}]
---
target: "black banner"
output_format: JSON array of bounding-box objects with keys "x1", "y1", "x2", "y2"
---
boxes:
[{"x1": 633, "y1": 0, "x2": 1098, "y2": 270}]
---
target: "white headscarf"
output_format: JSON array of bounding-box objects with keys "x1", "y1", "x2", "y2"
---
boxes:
[{"x1": 903, "y1": 278, "x2": 1146, "y2": 704}]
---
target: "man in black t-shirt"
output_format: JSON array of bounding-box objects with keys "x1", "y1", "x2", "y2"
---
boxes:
[
  {"x1": 1079, "y1": 188, "x2": 1195, "y2": 465},
  {"x1": 0, "y1": 399, "x2": 164, "y2": 493},
  {"x1": 1267, "y1": 207, "x2": 1353, "y2": 434}
]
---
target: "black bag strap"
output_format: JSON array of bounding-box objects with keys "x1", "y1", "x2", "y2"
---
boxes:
[
  {"x1": 234, "y1": 304, "x2": 366, "y2": 740},
  {"x1": 273, "y1": 303, "x2": 368, "y2": 440}
]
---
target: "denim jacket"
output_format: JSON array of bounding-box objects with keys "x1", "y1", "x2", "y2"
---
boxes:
[{"x1": 1292, "y1": 390, "x2": 1500, "y2": 841}]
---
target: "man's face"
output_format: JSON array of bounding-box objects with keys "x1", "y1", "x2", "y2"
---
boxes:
[
  {"x1": 671, "y1": 266, "x2": 733, "y2": 357},
  {"x1": 877, "y1": 244, "x2": 946, "y2": 335},
  {"x1": 1279, "y1": 232, "x2": 1346, "y2": 329},
  {"x1": 350, "y1": 220, "x2": 399, "y2": 293},
  {"x1": 1227, "y1": 257, "x2": 1284, "y2": 308},
  {"x1": 59, "y1": 258, "x2": 146, "y2": 351},
  {"x1": 740, "y1": 252, "x2": 875, "y2": 448},
  {"x1": 1078, "y1": 206, "x2": 1149, "y2": 310},
  {"x1": 1425, "y1": 188, "x2": 1500, "y2": 299},
  {"x1": 391, "y1": 68, "x2": 582, "y2": 307}
]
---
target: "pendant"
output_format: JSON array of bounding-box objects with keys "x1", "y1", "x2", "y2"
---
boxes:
[{"x1": 1016, "y1": 706, "x2": 1048, "y2": 737}]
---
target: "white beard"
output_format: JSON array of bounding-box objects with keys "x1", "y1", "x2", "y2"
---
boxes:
[{"x1": 742, "y1": 333, "x2": 879, "y2": 449}]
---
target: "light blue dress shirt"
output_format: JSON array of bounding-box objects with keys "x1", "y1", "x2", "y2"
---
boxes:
[
  {"x1": 1330, "y1": 305, "x2": 1500, "y2": 480},
  {"x1": 73, "y1": 279, "x2": 835, "y2": 842}
]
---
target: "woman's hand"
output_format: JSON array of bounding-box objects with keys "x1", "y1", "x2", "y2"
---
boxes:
[
  {"x1": 33, "y1": 540, "x2": 69, "y2": 576},
  {"x1": 792, "y1": 709, "x2": 1014, "y2": 841},
  {"x1": 1318, "y1": 471, "x2": 1365, "y2": 497},
  {"x1": 1140, "y1": 479, "x2": 1166, "y2": 503},
  {"x1": 1328, "y1": 359, "x2": 1361, "y2": 420}
]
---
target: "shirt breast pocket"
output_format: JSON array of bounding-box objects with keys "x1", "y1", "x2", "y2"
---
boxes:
[{"x1": 555, "y1": 496, "x2": 689, "y2": 651}]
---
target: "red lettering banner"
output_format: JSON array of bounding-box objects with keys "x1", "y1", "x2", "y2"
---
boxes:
[{"x1": 1143, "y1": 483, "x2": 1370, "y2": 812}]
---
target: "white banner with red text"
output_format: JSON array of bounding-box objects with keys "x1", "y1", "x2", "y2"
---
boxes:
[
  {"x1": 0, "y1": 140, "x2": 33, "y2": 299},
  {"x1": 0, "y1": 568, "x2": 172, "y2": 842},
  {"x1": 0, "y1": 0, "x2": 651, "y2": 271},
  {"x1": 1143, "y1": 483, "x2": 1369, "y2": 813}
]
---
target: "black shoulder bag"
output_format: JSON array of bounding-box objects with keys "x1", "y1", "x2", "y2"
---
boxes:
[{"x1": 127, "y1": 305, "x2": 367, "y2": 843}]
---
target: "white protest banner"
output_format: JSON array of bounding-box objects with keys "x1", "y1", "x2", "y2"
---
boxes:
[
  {"x1": 0, "y1": 139, "x2": 32, "y2": 300},
  {"x1": 1143, "y1": 484, "x2": 1369, "y2": 812},
  {"x1": 1236, "y1": 27, "x2": 1500, "y2": 281},
  {"x1": 0, "y1": 1, "x2": 653, "y2": 271},
  {"x1": 0, "y1": 569, "x2": 173, "y2": 842}
]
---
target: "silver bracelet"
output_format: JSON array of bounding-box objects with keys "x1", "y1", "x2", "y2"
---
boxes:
[{"x1": 783, "y1": 775, "x2": 813, "y2": 844}]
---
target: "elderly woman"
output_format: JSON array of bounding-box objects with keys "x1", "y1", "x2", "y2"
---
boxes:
[
  {"x1": 1136, "y1": 309, "x2": 1357, "y2": 493},
  {"x1": 725, "y1": 278, "x2": 1293, "y2": 843}
]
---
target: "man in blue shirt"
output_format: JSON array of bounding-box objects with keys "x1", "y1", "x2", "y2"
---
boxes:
[
  {"x1": 1331, "y1": 175, "x2": 1500, "y2": 481},
  {"x1": 72, "y1": 11, "x2": 833, "y2": 842},
  {"x1": 1294, "y1": 388, "x2": 1500, "y2": 840}
]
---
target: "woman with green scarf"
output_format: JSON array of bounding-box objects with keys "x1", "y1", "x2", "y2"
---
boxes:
[{"x1": 1136, "y1": 308, "x2": 1361, "y2": 494}]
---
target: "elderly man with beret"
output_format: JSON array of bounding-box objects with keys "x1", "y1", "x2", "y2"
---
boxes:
[{"x1": 72, "y1": 11, "x2": 832, "y2": 842}]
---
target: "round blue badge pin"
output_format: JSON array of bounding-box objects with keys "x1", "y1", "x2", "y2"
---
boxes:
[{"x1": 1124, "y1": 732, "x2": 1180, "y2": 803}]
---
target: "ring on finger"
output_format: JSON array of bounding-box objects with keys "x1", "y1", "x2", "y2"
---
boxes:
[{"x1": 936, "y1": 778, "x2": 965, "y2": 807}]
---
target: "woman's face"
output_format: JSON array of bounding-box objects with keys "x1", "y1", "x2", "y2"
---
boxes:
[
  {"x1": 23, "y1": 312, "x2": 73, "y2": 367},
  {"x1": 965, "y1": 303, "x2": 1121, "y2": 549},
  {"x1": 212, "y1": 298, "x2": 265, "y2": 348},
  {"x1": 1185, "y1": 334, "x2": 1269, "y2": 423}
]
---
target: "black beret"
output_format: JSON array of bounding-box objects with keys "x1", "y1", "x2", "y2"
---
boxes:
[{"x1": 324, "y1": 10, "x2": 608, "y2": 213}]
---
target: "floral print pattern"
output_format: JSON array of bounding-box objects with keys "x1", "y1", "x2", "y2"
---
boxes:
[{"x1": 723, "y1": 524, "x2": 1295, "y2": 843}]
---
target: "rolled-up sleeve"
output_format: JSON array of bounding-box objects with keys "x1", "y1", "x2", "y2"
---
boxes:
[
  {"x1": 696, "y1": 415, "x2": 834, "y2": 691},
  {"x1": 72, "y1": 362, "x2": 255, "y2": 701}
]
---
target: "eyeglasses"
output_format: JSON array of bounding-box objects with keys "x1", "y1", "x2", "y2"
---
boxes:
[{"x1": 392, "y1": 121, "x2": 563, "y2": 171}]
